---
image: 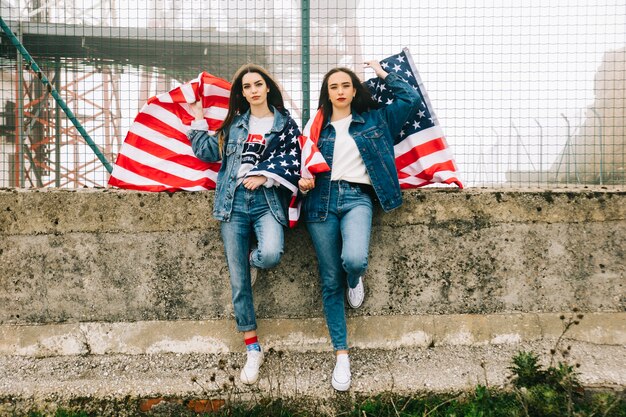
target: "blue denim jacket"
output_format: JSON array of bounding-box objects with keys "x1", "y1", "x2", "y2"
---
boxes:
[
  {"x1": 188, "y1": 107, "x2": 295, "y2": 226},
  {"x1": 303, "y1": 72, "x2": 421, "y2": 222}
]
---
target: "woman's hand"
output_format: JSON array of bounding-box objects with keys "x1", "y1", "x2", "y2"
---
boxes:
[
  {"x1": 190, "y1": 100, "x2": 204, "y2": 121},
  {"x1": 364, "y1": 60, "x2": 388, "y2": 80},
  {"x1": 298, "y1": 178, "x2": 315, "y2": 193},
  {"x1": 242, "y1": 175, "x2": 267, "y2": 190}
]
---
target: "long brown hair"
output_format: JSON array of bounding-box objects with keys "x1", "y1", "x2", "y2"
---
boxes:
[
  {"x1": 217, "y1": 64, "x2": 285, "y2": 151},
  {"x1": 318, "y1": 67, "x2": 378, "y2": 122}
]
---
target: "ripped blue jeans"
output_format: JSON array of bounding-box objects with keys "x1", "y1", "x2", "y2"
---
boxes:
[
  {"x1": 220, "y1": 186, "x2": 284, "y2": 332},
  {"x1": 306, "y1": 180, "x2": 373, "y2": 350}
]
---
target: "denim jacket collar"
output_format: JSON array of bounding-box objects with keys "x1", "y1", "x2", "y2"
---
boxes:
[
  {"x1": 234, "y1": 104, "x2": 287, "y2": 133},
  {"x1": 321, "y1": 109, "x2": 366, "y2": 130}
]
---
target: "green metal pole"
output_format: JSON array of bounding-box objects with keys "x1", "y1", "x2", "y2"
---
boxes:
[
  {"x1": 301, "y1": 0, "x2": 310, "y2": 124},
  {"x1": 0, "y1": 17, "x2": 113, "y2": 174},
  {"x1": 54, "y1": 58, "x2": 61, "y2": 187},
  {"x1": 16, "y1": 22, "x2": 24, "y2": 187}
]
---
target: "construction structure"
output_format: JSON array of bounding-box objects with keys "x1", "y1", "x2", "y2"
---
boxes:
[
  {"x1": 0, "y1": 1, "x2": 624, "y2": 189},
  {"x1": 0, "y1": 0, "x2": 270, "y2": 188}
]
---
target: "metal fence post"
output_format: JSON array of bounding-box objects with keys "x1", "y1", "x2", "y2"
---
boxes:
[
  {"x1": 301, "y1": 0, "x2": 310, "y2": 125},
  {"x1": 590, "y1": 107, "x2": 603, "y2": 185},
  {"x1": 534, "y1": 118, "x2": 543, "y2": 184},
  {"x1": 54, "y1": 58, "x2": 61, "y2": 187},
  {"x1": 16, "y1": 20, "x2": 24, "y2": 187}
]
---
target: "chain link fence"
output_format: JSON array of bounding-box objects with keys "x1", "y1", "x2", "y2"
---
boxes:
[{"x1": 1, "y1": 0, "x2": 624, "y2": 188}]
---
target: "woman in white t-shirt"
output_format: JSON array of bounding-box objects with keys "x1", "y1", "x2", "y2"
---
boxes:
[
  {"x1": 188, "y1": 64, "x2": 301, "y2": 386},
  {"x1": 298, "y1": 60, "x2": 421, "y2": 391}
]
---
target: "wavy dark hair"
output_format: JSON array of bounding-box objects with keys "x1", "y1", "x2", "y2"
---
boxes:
[
  {"x1": 217, "y1": 63, "x2": 285, "y2": 151},
  {"x1": 318, "y1": 67, "x2": 378, "y2": 122}
]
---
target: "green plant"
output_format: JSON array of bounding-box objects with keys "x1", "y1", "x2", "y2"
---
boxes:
[
  {"x1": 509, "y1": 351, "x2": 545, "y2": 388},
  {"x1": 506, "y1": 309, "x2": 626, "y2": 417}
]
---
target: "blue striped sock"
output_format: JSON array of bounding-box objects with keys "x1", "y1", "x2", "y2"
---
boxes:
[
  {"x1": 244, "y1": 336, "x2": 261, "y2": 352},
  {"x1": 246, "y1": 342, "x2": 261, "y2": 352}
]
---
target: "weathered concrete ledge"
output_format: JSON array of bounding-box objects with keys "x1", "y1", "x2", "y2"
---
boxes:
[
  {"x1": 0, "y1": 187, "x2": 624, "y2": 414},
  {"x1": 1, "y1": 312, "x2": 624, "y2": 357},
  {"x1": 1, "y1": 187, "x2": 624, "y2": 324}
]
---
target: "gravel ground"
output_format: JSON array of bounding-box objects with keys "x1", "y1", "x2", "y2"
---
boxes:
[{"x1": 1, "y1": 340, "x2": 624, "y2": 416}]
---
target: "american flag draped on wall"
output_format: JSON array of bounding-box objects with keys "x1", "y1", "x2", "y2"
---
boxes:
[
  {"x1": 108, "y1": 72, "x2": 229, "y2": 191},
  {"x1": 108, "y1": 71, "x2": 302, "y2": 226},
  {"x1": 366, "y1": 48, "x2": 463, "y2": 188}
]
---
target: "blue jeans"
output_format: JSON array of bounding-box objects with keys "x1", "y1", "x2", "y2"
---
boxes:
[
  {"x1": 220, "y1": 186, "x2": 285, "y2": 332},
  {"x1": 306, "y1": 181, "x2": 373, "y2": 350}
]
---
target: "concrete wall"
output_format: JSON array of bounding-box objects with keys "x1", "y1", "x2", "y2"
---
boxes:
[{"x1": 0, "y1": 188, "x2": 624, "y2": 413}]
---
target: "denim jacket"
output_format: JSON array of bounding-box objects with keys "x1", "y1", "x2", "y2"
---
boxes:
[
  {"x1": 188, "y1": 106, "x2": 297, "y2": 226},
  {"x1": 303, "y1": 72, "x2": 421, "y2": 222}
]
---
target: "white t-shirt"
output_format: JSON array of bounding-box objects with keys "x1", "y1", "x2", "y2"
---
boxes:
[
  {"x1": 237, "y1": 114, "x2": 274, "y2": 183},
  {"x1": 330, "y1": 115, "x2": 371, "y2": 184}
]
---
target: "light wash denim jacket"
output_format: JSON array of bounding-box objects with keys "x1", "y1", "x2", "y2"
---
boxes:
[
  {"x1": 188, "y1": 106, "x2": 299, "y2": 226},
  {"x1": 303, "y1": 72, "x2": 421, "y2": 222}
]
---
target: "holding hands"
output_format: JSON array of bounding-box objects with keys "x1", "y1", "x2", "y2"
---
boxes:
[
  {"x1": 299, "y1": 178, "x2": 315, "y2": 193},
  {"x1": 243, "y1": 175, "x2": 267, "y2": 190}
]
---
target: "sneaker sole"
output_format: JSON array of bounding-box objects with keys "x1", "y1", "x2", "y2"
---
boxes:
[
  {"x1": 347, "y1": 297, "x2": 363, "y2": 309},
  {"x1": 240, "y1": 355, "x2": 264, "y2": 384},
  {"x1": 240, "y1": 371, "x2": 259, "y2": 385},
  {"x1": 347, "y1": 283, "x2": 365, "y2": 309},
  {"x1": 332, "y1": 376, "x2": 351, "y2": 391}
]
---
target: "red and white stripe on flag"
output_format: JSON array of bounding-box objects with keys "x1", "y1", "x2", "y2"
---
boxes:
[
  {"x1": 368, "y1": 48, "x2": 463, "y2": 189},
  {"x1": 298, "y1": 110, "x2": 330, "y2": 179},
  {"x1": 394, "y1": 124, "x2": 462, "y2": 189},
  {"x1": 108, "y1": 72, "x2": 230, "y2": 191}
]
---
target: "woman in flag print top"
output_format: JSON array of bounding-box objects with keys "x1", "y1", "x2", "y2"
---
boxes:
[
  {"x1": 298, "y1": 60, "x2": 420, "y2": 391},
  {"x1": 187, "y1": 64, "x2": 301, "y2": 386}
]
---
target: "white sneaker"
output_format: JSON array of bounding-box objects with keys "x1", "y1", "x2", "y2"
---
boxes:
[
  {"x1": 332, "y1": 354, "x2": 351, "y2": 391},
  {"x1": 240, "y1": 349, "x2": 264, "y2": 384},
  {"x1": 347, "y1": 276, "x2": 365, "y2": 309}
]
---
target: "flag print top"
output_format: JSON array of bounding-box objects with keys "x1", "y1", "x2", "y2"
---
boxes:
[
  {"x1": 237, "y1": 114, "x2": 274, "y2": 184},
  {"x1": 189, "y1": 106, "x2": 301, "y2": 226}
]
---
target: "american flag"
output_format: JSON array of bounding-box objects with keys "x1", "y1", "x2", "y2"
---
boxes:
[
  {"x1": 108, "y1": 72, "x2": 229, "y2": 191},
  {"x1": 244, "y1": 117, "x2": 301, "y2": 193},
  {"x1": 366, "y1": 48, "x2": 463, "y2": 189},
  {"x1": 108, "y1": 71, "x2": 302, "y2": 226},
  {"x1": 244, "y1": 116, "x2": 302, "y2": 228},
  {"x1": 298, "y1": 109, "x2": 330, "y2": 179}
]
